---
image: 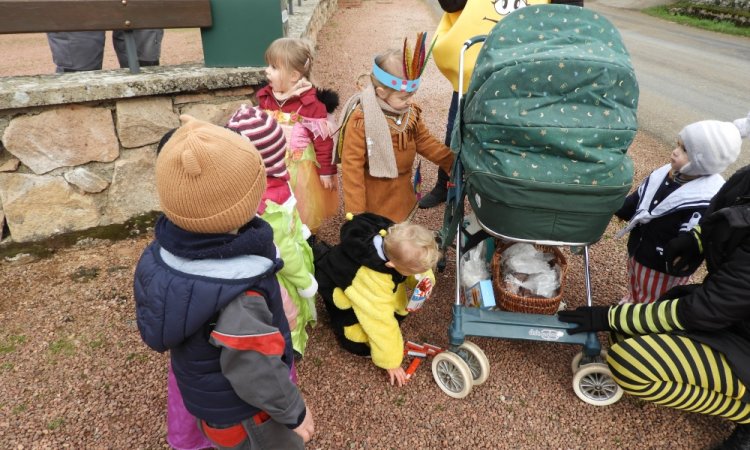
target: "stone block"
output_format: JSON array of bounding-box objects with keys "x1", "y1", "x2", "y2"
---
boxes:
[
  {"x1": 215, "y1": 87, "x2": 255, "y2": 98},
  {"x1": 2, "y1": 106, "x2": 119, "y2": 175},
  {"x1": 180, "y1": 100, "x2": 246, "y2": 126},
  {"x1": 64, "y1": 167, "x2": 110, "y2": 193},
  {"x1": 104, "y1": 147, "x2": 160, "y2": 224},
  {"x1": 0, "y1": 157, "x2": 20, "y2": 172},
  {"x1": 0, "y1": 116, "x2": 8, "y2": 139},
  {"x1": 116, "y1": 97, "x2": 180, "y2": 148},
  {"x1": 174, "y1": 93, "x2": 213, "y2": 105},
  {"x1": 0, "y1": 173, "x2": 100, "y2": 242}
]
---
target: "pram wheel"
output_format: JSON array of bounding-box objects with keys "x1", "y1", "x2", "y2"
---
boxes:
[
  {"x1": 432, "y1": 352, "x2": 473, "y2": 399},
  {"x1": 457, "y1": 341, "x2": 490, "y2": 386},
  {"x1": 571, "y1": 350, "x2": 609, "y2": 374},
  {"x1": 572, "y1": 363, "x2": 623, "y2": 406}
]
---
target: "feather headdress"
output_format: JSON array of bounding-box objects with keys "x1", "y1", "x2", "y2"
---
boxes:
[
  {"x1": 373, "y1": 32, "x2": 436, "y2": 93},
  {"x1": 402, "y1": 32, "x2": 435, "y2": 80}
]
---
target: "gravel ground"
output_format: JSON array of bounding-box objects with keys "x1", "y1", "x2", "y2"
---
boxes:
[{"x1": 0, "y1": 0, "x2": 734, "y2": 448}]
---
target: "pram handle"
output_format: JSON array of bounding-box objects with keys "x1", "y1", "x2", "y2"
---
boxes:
[{"x1": 458, "y1": 35, "x2": 487, "y2": 103}]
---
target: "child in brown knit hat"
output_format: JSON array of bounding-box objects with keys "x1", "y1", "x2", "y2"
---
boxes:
[
  {"x1": 336, "y1": 35, "x2": 455, "y2": 222},
  {"x1": 134, "y1": 115, "x2": 314, "y2": 449}
]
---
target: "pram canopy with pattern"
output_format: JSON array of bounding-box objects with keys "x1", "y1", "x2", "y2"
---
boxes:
[{"x1": 454, "y1": 4, "x2": 638, "y2": 244}]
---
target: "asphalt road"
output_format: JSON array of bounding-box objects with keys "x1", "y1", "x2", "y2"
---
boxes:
[
  {"x1": 588, "y1": 0, "x2": 750, "y2": 173},
  {"x1": 426, "y1": 0, "x2": 750, "y2": 174}
]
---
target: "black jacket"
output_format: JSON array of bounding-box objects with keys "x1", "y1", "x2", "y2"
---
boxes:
[
  {"x1": 616, "y1": 171, "x2": 708, "y2": 273},
  {"x1": 670, "y1": 165, "x2": 750, "y2": 389}
]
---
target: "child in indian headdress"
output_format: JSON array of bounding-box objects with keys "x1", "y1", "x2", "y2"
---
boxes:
[
  {"x1": 257, "y1": 37, "x2": 340, "y2": 235},
  {"x1": 336, "y1": 33, "x2": 454, "y2": 223}
]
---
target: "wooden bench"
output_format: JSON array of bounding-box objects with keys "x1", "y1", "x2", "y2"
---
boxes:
[{"x1": 0, "y1": 0, "x2": 212, "y2": 73}]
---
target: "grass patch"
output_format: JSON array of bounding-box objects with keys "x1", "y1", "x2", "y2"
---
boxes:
[
  {"x1": 49, "y1": 338, "x2": 76, "y2": 356},
  {"x1": 12, "y1": 403, "x2": 28, "y2": 415},
  {"x1": 126, "y1": 352, "x2": 149, "y2": 363},
  {"x1": 1, "y1": 362, "x2": 13, "y2": 371},
  {"x1": 70, "y1": 266, "x2": 100, "y2": 282},
  {"x1": 88, "y1": 336, "x2": 107, "y2": 350},
  {"x1": 0, "y1": 335, "x2": 27, "y2": 353},
  {"x1": 47, "y1": 417, "x2": 65, "y2": 430},
  {"x1": 643, "y1": 3, "x2": 750, "y2": 38}
]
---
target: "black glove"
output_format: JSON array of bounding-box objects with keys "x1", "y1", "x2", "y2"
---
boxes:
[
  {"x1": 663, "y1": 229, "x2": 703, "y2": 276},
  {"x1": 557, "y1": 306, "x2": 611, "y2": 334}
]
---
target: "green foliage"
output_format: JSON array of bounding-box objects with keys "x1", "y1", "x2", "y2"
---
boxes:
[
  {"x1": 48, "y1": 338, "x2": 76, "y2": 356},
  {"x1": 47, "y1": 417, "x2": 65, "y2": 430},
  {"x1": 88, "y1": 337, "x2": 106, "y2": 350},
  {"x1": 643, "y1": 2, "x2": 750, "y2": 38},
  {"x1": 126, "y1": 352, "x2": 148, "y2": 362},
  {"x1": 0, "y1": 334, "x2": 27, "y2": 353},
  {"x1": 69, "y1": 266, "x2": 100, "y2": 282}
]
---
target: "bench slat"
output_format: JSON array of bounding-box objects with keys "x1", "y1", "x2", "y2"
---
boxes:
[{"x1": 0, "y1": 0, "x2": 212, "y2": 34}]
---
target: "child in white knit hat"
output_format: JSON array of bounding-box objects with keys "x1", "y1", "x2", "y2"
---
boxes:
[{"x1": 614, "y1": 112, "x2": 749, "y2": 304}]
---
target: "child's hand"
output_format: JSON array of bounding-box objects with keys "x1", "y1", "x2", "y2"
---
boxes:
[
  {"x1": 319, "y1": 175, "x2": 335, "y2": 190},
  {"x1": 293, "y1": 406, "x2": 315, "y2": 443},
  {"x1": 386, "y1": 367, "x2": 407, "y2": 386}
]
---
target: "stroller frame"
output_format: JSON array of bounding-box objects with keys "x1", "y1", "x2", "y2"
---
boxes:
[{"x1": 431, "y1": 36, "x2": 622, "y2": 406}]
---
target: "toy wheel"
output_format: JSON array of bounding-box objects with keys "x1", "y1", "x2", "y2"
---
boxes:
[
  {"x1": 572, "y1": 363, "x2": 623, "y2": 406},
  {"x1": 457, "y1": 341, "x2": 490, "y2": 386},
  {"x1": 571, "y1": 349, "x2": 609, "y2": 374},
  {"x1": 432, "y1": 352, "x2": 473, "y2": 399}
]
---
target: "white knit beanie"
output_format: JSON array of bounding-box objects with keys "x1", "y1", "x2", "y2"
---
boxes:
[{"x1": 678, "y1": 112, "x2": 749, "y2": 176}]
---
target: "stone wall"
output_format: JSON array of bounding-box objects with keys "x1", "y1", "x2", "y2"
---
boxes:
[{"x1": 0, "y1": 0, "x2": 335, "y2": 244}]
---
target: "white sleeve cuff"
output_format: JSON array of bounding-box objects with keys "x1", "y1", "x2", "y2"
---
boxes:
[{"x1": 297, "y1": 273, "x2": 318, "y2": 298}]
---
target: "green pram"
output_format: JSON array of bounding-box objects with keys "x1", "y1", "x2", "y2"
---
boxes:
[{"x1": 431, "y1": 4, "x2": 638, "y2": 405}]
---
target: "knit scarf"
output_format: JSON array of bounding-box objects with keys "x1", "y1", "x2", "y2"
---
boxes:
[
  {"x1": 272, "y1": 78, "x2": 313, "y2": 104},
  {"x1": 155, "y1": 214, "x2": 276, "y2": 261},
  {"x1": 337, "y1": 83, "x2": 403, "y2": 179},
  {"x1": 615, "y1": 164, "x2": 725, "y2": 239}
]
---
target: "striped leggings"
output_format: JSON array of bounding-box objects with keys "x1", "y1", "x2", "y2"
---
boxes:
[
  {"x1": 607, "y1": 333, "x2": 750, "y2": 423},
  {"x1": 624, "y1": 257, "x2": 691, "y2": 304}
]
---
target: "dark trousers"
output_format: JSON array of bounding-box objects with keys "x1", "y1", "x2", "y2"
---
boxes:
[{"x1": 47, "y1": 29, "x2": 164, "y2": 72}]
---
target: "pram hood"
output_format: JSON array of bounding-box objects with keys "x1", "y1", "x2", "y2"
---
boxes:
[{"x1": 454, "y1": 4, "x2": 638, "y2": 244}]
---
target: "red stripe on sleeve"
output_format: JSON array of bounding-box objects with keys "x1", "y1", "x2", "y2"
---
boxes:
[{"x1": 211, "y1": 330, "x2": 286, "y2": 356}]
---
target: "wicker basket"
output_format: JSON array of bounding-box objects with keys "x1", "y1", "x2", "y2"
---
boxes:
[{"x1": 491, "y1": 242, "x2": 568, "y2": 315}]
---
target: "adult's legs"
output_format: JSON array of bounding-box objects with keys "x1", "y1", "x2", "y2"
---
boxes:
[
  {"x1": 419, "y1": 91, "x2": 458, "y2": 209},
  {"x1": 46, "y1": 31, "x2": 106, "y2": 72},
  {"x1": 113, "y1": 29, "x2": 165, "y2": 67},
  {"x1": 607, "y1": 333, "x2": 750, "y2": 448}
]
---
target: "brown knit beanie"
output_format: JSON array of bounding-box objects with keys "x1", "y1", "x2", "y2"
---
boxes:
[
  {"x1": 156, "y1": 114, "x2": 267, "y2": 234},
  {"x1": 226, "y1": 105, "x2": 288, "y2": 179}
]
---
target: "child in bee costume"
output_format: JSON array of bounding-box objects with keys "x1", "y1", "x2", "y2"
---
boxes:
[{"x1": 314, "y1": 212, "x2": 439, "y2": 387}]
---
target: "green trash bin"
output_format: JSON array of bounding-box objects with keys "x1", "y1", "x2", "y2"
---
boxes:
[{"x1": 201, "y1": 0, "x2": 289, "y2": 68}]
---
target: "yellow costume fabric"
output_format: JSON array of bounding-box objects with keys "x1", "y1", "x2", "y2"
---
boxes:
[
  {"x1": 432, "y1": 0, "x2": 550, "y2": 92},
  {"x1": 332, "y1": 266, "x2": 435, "y2": 369}
]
